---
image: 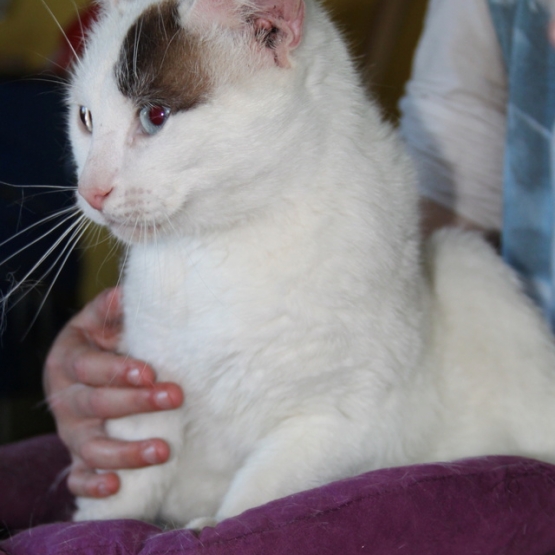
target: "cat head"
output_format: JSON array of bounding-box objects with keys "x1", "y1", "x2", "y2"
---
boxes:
[{"x1": 68, "y1": 0, "x2": 322, "y2": 244}]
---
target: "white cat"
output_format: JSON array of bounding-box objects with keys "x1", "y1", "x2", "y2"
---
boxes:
[{"x1": 69, "y1": 0, "x2": 555, "y2": 529}]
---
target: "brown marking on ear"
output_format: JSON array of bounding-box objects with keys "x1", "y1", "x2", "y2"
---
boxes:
[{"x1": 115, "y1": 0, "x2": 212, "y2": 112}]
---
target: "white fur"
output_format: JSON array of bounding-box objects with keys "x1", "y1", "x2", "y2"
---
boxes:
[{"x1": 69, "y1": 0, "x2": 555, "y2": 527}]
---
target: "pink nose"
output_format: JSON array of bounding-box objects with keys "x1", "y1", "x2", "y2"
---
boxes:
[{"x1": 78, "y1": 185, "x2": 113, "y2": 211}]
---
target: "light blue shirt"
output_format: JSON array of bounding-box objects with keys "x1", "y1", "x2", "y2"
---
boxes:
[{"x1": 488, "y1": 0, "x2": 555, "y2": 329}]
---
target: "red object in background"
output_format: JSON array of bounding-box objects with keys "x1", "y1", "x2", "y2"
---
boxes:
[{"x1": 54, "y1": 3, "x2": 100, "y2": 72}]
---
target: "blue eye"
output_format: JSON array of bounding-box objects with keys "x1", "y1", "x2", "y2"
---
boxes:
[{"x1": 139, "y1": 105, "x2": 171, "y2": 135}]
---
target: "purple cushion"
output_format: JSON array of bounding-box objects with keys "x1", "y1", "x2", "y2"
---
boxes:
[
  {"x1": 0, "y1": 434, "x2": 73, "y2": 532},
  {"x1": 1, "y1": 435, "x2": 555, "y2": 554}
]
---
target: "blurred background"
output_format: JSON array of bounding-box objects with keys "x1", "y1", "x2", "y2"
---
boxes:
[{"x1": 0, "y1": 0, "x2": 429, "y2": 445}]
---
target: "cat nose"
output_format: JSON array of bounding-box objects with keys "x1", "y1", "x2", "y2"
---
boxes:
[{"x1": 78, "y1": 183, "x2": 114, "y2": 211}]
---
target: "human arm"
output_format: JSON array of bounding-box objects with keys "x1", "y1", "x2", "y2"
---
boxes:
[
  {"x1": 399, "y1": 0, "x2": 507, "y2": 236},
  {"x1": 43, "y1": 287, "x2": 184, "y2": 498}
]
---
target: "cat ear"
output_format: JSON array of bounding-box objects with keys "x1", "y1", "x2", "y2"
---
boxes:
[
  {"x1": 187, "y1": 0, "x2": 305, "y2": 67},
  {"x1": 249, "y1": 0, "x2": 305, "y2": 61}
]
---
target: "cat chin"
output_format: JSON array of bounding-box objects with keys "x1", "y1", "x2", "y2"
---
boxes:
[
  {"x1": 107, "y1": 221, "x2": 162, "y2": 244},
  {"x1": 79, "y1": 203, "x2": 182, "y2": 244}
]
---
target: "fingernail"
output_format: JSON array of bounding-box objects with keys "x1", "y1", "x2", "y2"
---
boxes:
[
  {"x1": 127, "y1": 368, "x2": 142, "y2": 385},
  {"x1": 154, "y1": 390, "x2": 174, "y2": 410},
  {"x1": 97, "y1": 481, "x2": 110, "y2": 497},
  {"x1": 142, "y1": 444, "x2": 159, "y2": 465}
]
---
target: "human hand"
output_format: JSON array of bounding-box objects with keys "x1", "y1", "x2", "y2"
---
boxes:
[{"x1": 44, "y1": 287, "x2": 184, "y2": 498}]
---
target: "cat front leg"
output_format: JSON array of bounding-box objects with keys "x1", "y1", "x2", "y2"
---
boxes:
[
  {"x1": 73, "y1": 461, "x2": 179, "y2": 522},
  {"x1": 73, "y1": 409, "x2": 183, "y2": 522},
  {"x1": 186, "y1": 413, "x2": 376, "y2": 528}
]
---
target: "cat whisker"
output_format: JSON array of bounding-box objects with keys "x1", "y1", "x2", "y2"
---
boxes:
[
  {"x1": 162, "y1": 211, "x2": 178, "y2": 237},
  {"x1": 159, "y1": 28, "x2": 181, "y2": 71},
  {"x1": 39, "y1": 0, "x2": 82, "y2": 72},
  {"x1": 81, "y1": 224, "x2": 121, "y2": 293},
  {"x1": 11, "y1": 192, "x2": 76, "y2": 208},
  {"x1": 132, "y1": 213, "x2": 141, "y2": 242},
  {"x1": 0, "y1": 208, "x2": 81, "y2": 265},
  {"x1": 0, "y1": 183, "x2": 75, "y2": 217},
  {"x1": 123, "y1": 216, "x2": 145, "y2": 350},
  {"x1": 21, "y1": 220, "x2": 90, "y2": 336},
  {"x1": 81, "y1": 221, "x2": 112, "y2": 250},
  {"x1": 33, "y1": 54, "x2": 75, "y2": 78},
  {"x1": 26, "y1": 73, "x2": 71, "y2": 87},
  {"x1": 0, "y1": 181, "x2": 75, "y2": 191},
  {"x1": 152, "y1": 214, "x2": 163, "y2": 288},
  {"x1": 133, "y1": 19, "x2": 144, "y2": 80},
  {"x1": 113, "y1": 240, "x2": 130, "y2": 320},
  {"x1": 69, "y1": 0, "x2": 86, "y2": 41},
  {"x1": 140, "y1": 215, "x2": 147, "y2": 250},
  {"x1": 104, "y1": 235, "x2": 122, "y2": 264},
  {"x1": 1, "y1": 213, "x2": 87, "y2": 299},
  {"x1": 1, "y1": 214, "x2": 88, "y2": 325},
  {"x1": 90, "y1": 221, "x2": 104, "y2": 250}
]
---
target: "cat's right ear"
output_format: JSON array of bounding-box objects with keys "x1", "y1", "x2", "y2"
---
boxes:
[{"x1": 186, "y1": 0, "x2": 305, "y2": 68}]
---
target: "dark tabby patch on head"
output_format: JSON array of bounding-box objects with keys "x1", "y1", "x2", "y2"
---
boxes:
[{"x1": 115, "y1": 0, "x2": 211, "y2": 112}]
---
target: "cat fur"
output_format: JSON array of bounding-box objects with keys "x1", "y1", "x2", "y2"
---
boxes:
[{"x1": 68, "y1": 0, "x2": 555, "y2": 527}]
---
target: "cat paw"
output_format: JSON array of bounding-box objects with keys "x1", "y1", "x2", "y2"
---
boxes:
[{"x1": 186, "y1": 516, "x2": 218, "y2": 531}]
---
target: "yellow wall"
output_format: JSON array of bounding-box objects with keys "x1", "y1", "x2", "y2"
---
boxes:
[
  {"x1": 0, "y1": 0, "x2": 88, "y2": 72},
  {"x1": 323, "y1": 0, "x2": 429, "y2": 120}
]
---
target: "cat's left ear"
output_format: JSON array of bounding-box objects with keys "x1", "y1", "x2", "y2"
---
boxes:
[
  {"x1": 187, "y1": 0, "x2": 305, "y2": 67},
  {"x1": 248, "y1": 0, "x2": 305, "y2": 67}
]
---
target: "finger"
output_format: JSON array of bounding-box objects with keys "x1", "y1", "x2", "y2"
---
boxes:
[
  {"x1": 68, "y1": 464, "x2": 121, "y2": 498},
  {"x1": 69, "y1": 288, "x2": 124, "y2": 351},
  {"x1": 70, "y1": 288, "x2": 122, "y2": 331},
  {"x1": 72, "y1": 351, "x2": 156, "y2": 388},
  {"x1": 79, "y1": 437, "x2": 171, "y2": 470},
  {"x1": 44, "y1": 289, "x2": 125, "y2": 395},
  {"x1": 73, "y1": 382, "x2": 184, "y2": 419}
]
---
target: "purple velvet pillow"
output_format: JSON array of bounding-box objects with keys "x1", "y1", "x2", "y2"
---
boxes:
[
  {"x1": 1, "y1": 435, "x2": 555, "y2": 554},
  {"x1": 0, "y1": 434, "x2": 73, "y2": 532}
]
